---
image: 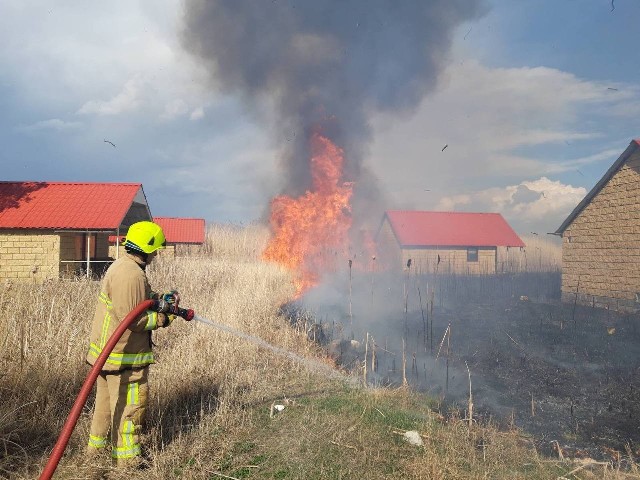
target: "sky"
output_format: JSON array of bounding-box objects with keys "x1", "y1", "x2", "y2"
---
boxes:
[{"x1": 1, "y1": 0, "x2": 639, "y2": 237}]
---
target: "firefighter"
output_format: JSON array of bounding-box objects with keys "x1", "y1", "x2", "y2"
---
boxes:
[{"x1": 85, "y1": 220, "x2": 178, "y2": 467}]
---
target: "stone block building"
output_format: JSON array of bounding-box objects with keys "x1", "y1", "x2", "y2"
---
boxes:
[
  {"x1": 377, "y1": 210, "x2": 525, "y2": 274},
  {"x1": 0, "y1": 182, "x2": 152, "y2": 283},
  {"x1": 555, "y1": 139, "x2": 640, "y2": 311}
]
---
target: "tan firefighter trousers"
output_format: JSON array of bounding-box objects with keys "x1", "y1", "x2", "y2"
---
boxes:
[{"x1": 87, "y1": 367, "x2": 149, "y2": 465}]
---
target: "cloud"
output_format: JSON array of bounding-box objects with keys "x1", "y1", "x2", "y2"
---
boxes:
[
  {"x1": 511, "y1": 184, "x2": 540, "y2": 204},
  {"x1": 370, "y1": 60, "x2": 640, "y2": 188},
  {"x1": 0, "y1": 3, "x2": 184, "y2": 103},
  {"x1": 544, "y1": 148, "x2": 623, "y2": 173},
  {"x1": 160, "y1": 99, "x2": 189, "y2": 120},
  {"x1": 1, "y1": 2, "x2": 637, "y2": 230},
  {"x1": 435, "y1": 194, "x2": 471, "y2": 211},
  {"x1": 18, "y1": 118, "x2": 83, "y2": 132},
  {"x1": 190, "y1": 106, "x2": 204, "y2": 120},
  {"x1": 515, "y1": 177, "x2": 586, "y2": 219},
  {"x1": 367, "y1": 58, "x2": 639, "y2": 236},
  {"x1": 0, "y1": 3, "x2": 216, "y2": 121},
  {"x1": 435, "y1": 177, "x2": 587, "y2": 234},
  {"x1": 77, "y1": 76, "x2": 144, "y2": 116},
  {"x1": 142, "y1": 134, "x2": 278, "y2": 222}
]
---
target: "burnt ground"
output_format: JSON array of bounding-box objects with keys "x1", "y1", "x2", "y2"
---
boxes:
[
  {"x1": 428, "y1": 298, "x2": 640, "y2": 461},
  {"x1": 294, "y1": 272, "x2": 640, "y2": 462}
]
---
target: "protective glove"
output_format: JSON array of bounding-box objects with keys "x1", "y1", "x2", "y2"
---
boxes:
[
  {"x1": 158, "y1": 312, "x2": 176, "y2": 328},
  {"x1": 161, "y1": 290, "x2": 180, "y2": 306}
]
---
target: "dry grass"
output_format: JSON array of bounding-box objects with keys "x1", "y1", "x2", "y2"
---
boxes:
[
  {"x1": 0, "y1": 224, "x2": 635, "y2": 479},
  {"x1": 181, "y1": 222, "x2": 270, "y2": 261},
  {"x1": 498, "y1": 234, "x2": 562, "y2": 273}
]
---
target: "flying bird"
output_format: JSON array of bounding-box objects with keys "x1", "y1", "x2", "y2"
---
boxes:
[
  {"x1": 441, "y1": 144, "x2": 448, "y2": 152},
  {"x1": 104, "y1": 139, "x2": 116, "y2": 148}
]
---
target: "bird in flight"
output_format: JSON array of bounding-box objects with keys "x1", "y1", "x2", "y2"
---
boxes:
[
  {"x1": 441, "y1": 144, "x2": 448, "y2": 152},
  {"x1": 104, "y1": 139, "x2": 116, "y2": 148}
]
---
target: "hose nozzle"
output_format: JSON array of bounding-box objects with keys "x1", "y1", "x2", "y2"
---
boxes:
[
  {"x1": 176, "y1": 306, "x2": 195, "y2": 321},
  {"x1": 154, "y1": 299, "x2": 195, "y2": 321}
]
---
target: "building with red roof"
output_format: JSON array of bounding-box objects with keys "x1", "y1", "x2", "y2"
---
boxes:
[
  {"x1": 378, "y1": 210, "x2": 524, "y2": 274},
  {"x1": 153, "y1": 217, "x2": 205, "y2": 245},
  {"x1": 555, "y1": 139, "x2": 640, "y2": 311},
  {"x1": 109, "y1": 217, "x2": 206, "y2": 258},
  {"x1": 0, "y1": 181, "x2": 152, "y2": 282}
]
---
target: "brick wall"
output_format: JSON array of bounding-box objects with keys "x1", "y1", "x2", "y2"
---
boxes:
[
  {"x1": 59, "y1": 233, "x2": 76, "y2": 263},
  {"x1": 0, "y1": 230, "x2": 60, "y2": 283},
  {"x1": 561, "y1": 149, "x2": 640, "y2": 310},
  {"x1": 376, "y1": 220, "x2": 402, "y2": 270},
  {"x1": 400, "y1": 246, "x2": 496, "y2": 274},
  {"x1": 377, "y1": 218, "x2": 497, "y2": 274}
]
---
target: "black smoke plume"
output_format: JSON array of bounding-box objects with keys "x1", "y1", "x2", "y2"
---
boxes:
[{"x1": 182, "y1": 0, "x2": 487, "y2": 221}]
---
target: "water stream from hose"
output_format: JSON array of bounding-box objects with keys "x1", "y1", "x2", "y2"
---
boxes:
[{"x1": 192, "y1": 315, "x2": 356, "y2": 384}]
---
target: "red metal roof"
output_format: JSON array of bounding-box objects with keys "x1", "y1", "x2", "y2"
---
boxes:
[
  {"x1": 0, "y1": 182, "x2": 143, "y2": 229},
  {"x1": 384, "y1": 210, "x2": 525, "y2": 248},
  {"x1": 154, "y1": 217, "x2": 205, "y2": 244}
]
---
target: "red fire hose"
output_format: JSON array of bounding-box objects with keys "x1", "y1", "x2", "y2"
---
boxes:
[{"x1": 39, "y1": 299, "x2": 194, "y2": 480}]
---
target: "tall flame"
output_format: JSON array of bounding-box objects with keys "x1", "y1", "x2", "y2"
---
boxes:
[{"x1": 263, "y1": 132, "x2": 353, "y2": 296}]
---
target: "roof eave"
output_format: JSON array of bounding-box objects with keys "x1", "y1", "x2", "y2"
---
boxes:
[
  {"x1": 116, "y1": 184, "x2": 151, "y2": 228},
  {"x1": 375, "y1": 212, "x2": 400, "y2": 243},
  {"x1": 555, "y1": 141, "x2": 639, "y2": 234}
]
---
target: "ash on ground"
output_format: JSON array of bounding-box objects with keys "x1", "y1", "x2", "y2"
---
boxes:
[{"x1": 293, "y1": 271, "x2": 640, "y2": 462}]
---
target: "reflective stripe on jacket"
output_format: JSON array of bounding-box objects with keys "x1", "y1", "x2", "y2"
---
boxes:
[{"x1": 86, "y1": 253, "x2": 160, "y2": 371}]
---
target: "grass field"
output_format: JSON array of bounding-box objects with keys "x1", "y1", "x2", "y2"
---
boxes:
[{"x1": 0, "y1": 225, "x2": 635, "y2": 479}]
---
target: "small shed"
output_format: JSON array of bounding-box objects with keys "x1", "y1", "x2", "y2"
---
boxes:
[
  {"x1": 154, "y1": 217, "x2": 205, "y2": 254},
  {"x1": 109, "y1": 217, "x2": 206, "y2": 258},
  {"x1": 555, "y1": 139, "x2": 640, "y2": 311},
  {"x1": 0, "y1": 181, "x2": 152, "y2": 282},
  {"x1": 377, "y1": 210, "x2": 525, "y2": 274}
]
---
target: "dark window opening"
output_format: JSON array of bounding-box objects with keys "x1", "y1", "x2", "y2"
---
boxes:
[
  {"x1": 74, "y1": 233, "x2": 97, "y2": 260},
  {"x1": 467, "y1": 247, "x2": 478, "y2": 262}
]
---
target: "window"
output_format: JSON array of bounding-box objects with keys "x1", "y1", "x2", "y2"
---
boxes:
[
  {"x1": 74, "y1": 233, "x2": 96, "y2": 260},
  {"x1": 467, "y1": 247, "x2": 478, "y2": 262}
]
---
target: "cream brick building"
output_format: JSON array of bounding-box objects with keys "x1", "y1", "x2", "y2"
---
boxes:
[
  {"x1": 0, "y1": 182, "x2": 152, "y2": 283},
  {"x1": 377, "y1": 211, "x2": 525, "y2": 274},
  {"x1": 555, "y1": 139, "x2": 640, "y2": 311}
]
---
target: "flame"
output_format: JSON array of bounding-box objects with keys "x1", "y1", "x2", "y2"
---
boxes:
[{"x1": 263, "y1": 132, "x2": 353, "y2": 296}]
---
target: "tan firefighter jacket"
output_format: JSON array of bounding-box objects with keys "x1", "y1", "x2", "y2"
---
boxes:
[{"x1": 86, "y1": 252, "x2": 162, "y2": 371}]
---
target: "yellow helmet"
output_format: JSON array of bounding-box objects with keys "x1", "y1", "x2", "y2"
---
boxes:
[{"x1": 123, "y1": 221, "x2": 166, "y2": 254}]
